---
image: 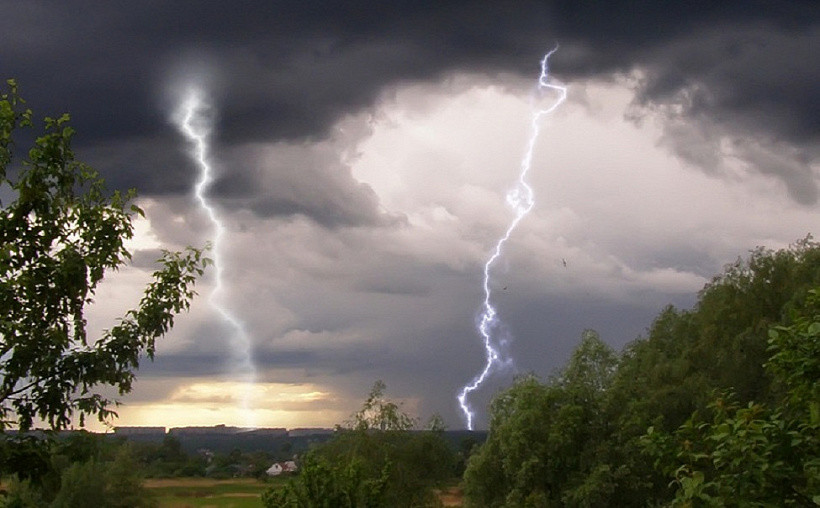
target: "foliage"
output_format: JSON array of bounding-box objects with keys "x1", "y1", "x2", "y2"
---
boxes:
[
  {"x1": 613, "y1": 238, "x2": 820, "y2": 433},
  {"x1": 49, "y1": 460, "x2": 109, "y2": 508},
  {"x1": 130, "y1": 435, "x2": 205, "y2": 478},
  {"x1": 463, "y1": 331, "x2": 618, "y2": 507},
  {"x1": 0, "y1": 434, "x2": 54, "y2": 486},
  {"x1": 348, "y1": 380, "x2": 417, "y2": 432},
  {"x1": 48, "y1": 446, "x2": 154, "y2": 508},
  {"x1": 105, "y1": 444, "x2": 155, "y2": 508},
  {"x1": 0, "y1": 477, "x2": 45, "y2": 508},
  {"x1": 0, "y1": 439, "x2": 154, "y2": 507},
  {"x1": 264, "y1": 381, "x2": 457, "y2": 507},
  {"x1": 644, "y1": 287, "x2": 820, "y2": 506},
  {"x1": 464, "y1": 240, "x2": 820, "y2": 506},
  {"x1": 602, "y1": 238, "x2": 820, "y2": 504},
  {"x1": 644, "y1": 396, "x2": 814, "y2": 507},
  {"x1": 0, "y1": 79, "x2": 208, "y2": 431},
  {"x1": 262, "y1": 454, "x2": 390, "y2": 508},
  {"x1": 767, "y1": 290, "x2": 820, "y2": 419}
]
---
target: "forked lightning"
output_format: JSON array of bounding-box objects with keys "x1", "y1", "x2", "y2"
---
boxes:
[{"x1": 458, "y1": 48, "x2": 567, "y2": 430}]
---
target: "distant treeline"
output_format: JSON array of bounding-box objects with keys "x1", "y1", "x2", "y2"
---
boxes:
[{"x1": 159, "y1": 428, "x2": 485, "y2": 457}]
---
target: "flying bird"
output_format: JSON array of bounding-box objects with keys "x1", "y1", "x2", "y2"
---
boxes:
[{"x1": 562, "y1": 258, "x2": 567, "y2": 267}]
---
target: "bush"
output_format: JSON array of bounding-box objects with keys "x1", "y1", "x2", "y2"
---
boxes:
[
  {"x1": 262, "y1": 454, "x2": 390, "y2": 508},
  {"x1": 262, "y1": 382, "x2": 457, "y2": 507}
]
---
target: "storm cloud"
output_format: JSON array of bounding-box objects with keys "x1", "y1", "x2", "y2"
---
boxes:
[
  {"x1": 2, "y1": 2, "x2": 817, "y2": 429},
  {"x1": 2, "y1": 1, "x2": 816, "y2": 213}
]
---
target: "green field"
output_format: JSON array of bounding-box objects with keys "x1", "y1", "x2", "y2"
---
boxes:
[
  {"x1": 145, "y1": 477, "x2": 283, "y2": 508},
  {"x1": 144, "y1": 477, "x2": 464, "y2": 507}
]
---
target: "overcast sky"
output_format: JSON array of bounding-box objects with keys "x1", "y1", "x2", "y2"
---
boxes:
[{"x1": 2, "y1": 1, "x2": 818, "y2": 430}]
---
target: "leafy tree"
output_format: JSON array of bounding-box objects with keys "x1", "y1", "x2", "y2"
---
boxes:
[
  {"x1": 0, "y1": 431, "x2": 111, "y2": 502},
  {"x1": 0, "y1": 434, "x2": 54, "y2": 496},
  {"x1": 0, "y1": 475, "x2": 46, "y2": 507},
  {"x1": 613, "y1": 238, "x2": 820, "y2": 429},
  {"x1": 767, "y1": 290, "x2": 820, "y2": 419},
  {"x1": 49, "y1": 460, "x2": 109, "y2": 508},
  {"x1": 598, "y1": 238, "x2": 820, "y2": 504},
  {"x1": 46, "y1": 444, "x2": 154, "y2": 508},
  {"x1": 644, "y1": 396, "x2": 811, "y2": 507},
  {"x1": 102, "y1": 444, "x2": 156, "y2": 508},
  {"x1": 463, "y1": 331, "x2": 618, "y2": 507},
  {"x1": 463, "y1": 240, "x2": 820, "y2": 506},
  {"x1": 0, "y1": 80, "x2": 207, "y2": 431},
  {"x1": 644, "y1": 288, "x2": 820, "y2": 506},
  {"x1": 264, "y1": 381, "x2": 456, "y2": 507},
  {"x1": 0, "y1": 439, "x2": 155, "y2": 507},
  {"x1": 348, "y1": 379, "x2": 416, "y2": 432},
  {"x1": 262, "y1": 455, "x2": 390, "y2": 508}
]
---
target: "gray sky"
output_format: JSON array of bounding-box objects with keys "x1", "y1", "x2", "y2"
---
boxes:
[{"x1": 2, "y1": 1, "x2": 818, "y2": 430}]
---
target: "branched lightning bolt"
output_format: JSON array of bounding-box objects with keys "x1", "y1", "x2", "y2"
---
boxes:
[
  {"x1": 176, "y1": 88, "x2": 257, "y2": 427},
  {"x1": 457, "y1": 47, "x2": 567, "y2": 430}
]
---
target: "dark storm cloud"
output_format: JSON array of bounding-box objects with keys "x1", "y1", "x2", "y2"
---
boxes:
[
  {"x1": 1, "y1": 1, "x2": 817, "y2": 215},
  {"x1": 142, "y1": 350, "x2": 317, "y2": 379},
  {"x1": 629, "y1": 24, "x2": 820, "y2": 203},
  {"x1": 139, "y1": 341, "x2": 394, "y2": 382},
  {"x1": 80, "y1": 130, "x2": 195, "y2": 196},
  {"x1": 209, "y1": 142, "x2": 398, "y2": 227}
]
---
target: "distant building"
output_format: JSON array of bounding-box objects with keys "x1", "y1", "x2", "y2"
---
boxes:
[
  {"x1": 169, "y1": 424, "x2": 241, "y2": 436},
  {"x1": 168, "y1": 425, "x2": 291, "y2": 437},
  {"x1": 287, "y1": 428, "x2": 334, "y2": 437},
  {"x1": 114, "y1": 426, "x2": 166, "y2": 437},
  {"x1": 243, "y1": 427, "x2": 288, "y2": 437},
  {"x1": 266, "y1": 460, "x2": 298, "y2": 476}
]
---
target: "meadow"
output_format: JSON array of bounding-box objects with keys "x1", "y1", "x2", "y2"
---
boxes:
[
  {"x1": 144, "y1": 477, "x2": 464, "y2": 507},
  {"x1": 145, "y1": 478, "x2": 277, "y2": 508}
]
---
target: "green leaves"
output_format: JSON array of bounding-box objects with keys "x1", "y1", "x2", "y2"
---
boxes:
[
  {"x1": 0, "y1": 81, "x2": 207, "y2": 432},
  {"x1": 642, "y1": 287, "x2": 820, "y2": 506},
  {"x1": 466, "y1": 241, "x2": 820, "y2": 506},
  {"x1": 349, "y1": 380, "x2": 417, "y2": 432},
  {"x1": 263, "y1": 382, "x2": 454, "y2": 508},
  {"x1": 262, "y1": 455, "x2": 391, "y2": 508},
  {"x1": 464, "y1": 334, "x2": 620, "y2": 507},
  {"x1": 646, "y1": 395, "x2": 811, "y2": 506}
]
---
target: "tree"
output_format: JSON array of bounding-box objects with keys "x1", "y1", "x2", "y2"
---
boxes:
[
  {"x1": 29, "y1": 444, "x2": 156, "y2": 508},
  {"x1": 0, "y1": 80, "x2": 208, "y2": 430},
  {"x1": 643, "y1": 288, "x2": 820, "y2": 506},
  {"x1": 462, "y1": 240, "x2": 820, "y2": 506},
  {"x1": 463, "y1": 331, "x2": 619, "y2": 507},
  {"x1": 599, "y1": 238, "x2": 820, "y2": 504},
  {"x1": 264, "y1": 381, "x2": 456, "y2": 507},
  {"x1": 348, "y1": 380, "x2": 416, "y2": 432},
  {"x1": 262, "y1": 455, "x2": 390, "y2": 508}
]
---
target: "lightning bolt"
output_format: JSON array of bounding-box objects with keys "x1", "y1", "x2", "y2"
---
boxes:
[
  {"x1": 175, "y1": 87, "x2": 257, "y2": 427},
  {"x1": 457, "y1": 47, "x2": 567, "y2": 430}
]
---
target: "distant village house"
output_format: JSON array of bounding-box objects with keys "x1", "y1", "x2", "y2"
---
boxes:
[{"x1": 266, "y1": 460, "x2": 298, "y2": 476}]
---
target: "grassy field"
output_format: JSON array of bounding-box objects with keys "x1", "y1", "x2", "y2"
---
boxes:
[
  {"x1": 3, "y1": 476, "x2": 464, "y2": 507},
  {"x1": 144, "y1": 477, "x2": 464, "y2": 507},
  {"x1": 145, "y1": 477, "x2": 281, "y2": 508}
]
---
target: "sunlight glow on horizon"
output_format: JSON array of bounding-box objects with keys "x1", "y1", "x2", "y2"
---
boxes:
[{"x1": 77, "y1": 381, "x2": 345, "y2": 433}]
